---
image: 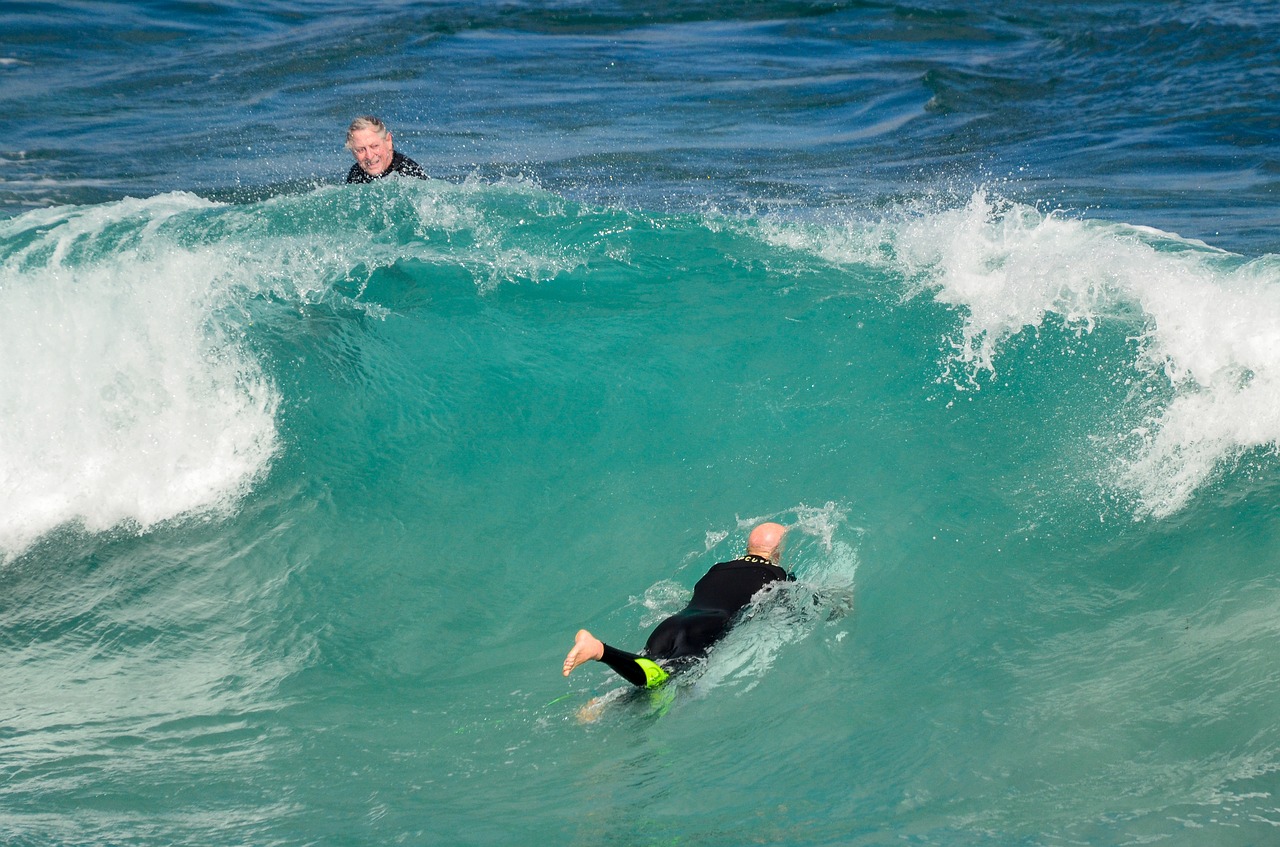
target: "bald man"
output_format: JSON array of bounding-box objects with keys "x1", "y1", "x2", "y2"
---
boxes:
[{"x1": 562, "y1": 522, "x2": 791, "y2": 689}]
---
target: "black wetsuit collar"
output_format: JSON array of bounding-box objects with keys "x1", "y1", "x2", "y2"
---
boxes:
[{"x1": 740, "y1": 554, "x2": 774, "y2": 565}]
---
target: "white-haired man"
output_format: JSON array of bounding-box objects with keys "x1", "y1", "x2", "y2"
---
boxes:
[{"x1": 344, "y1": 115, "x2": 427, "y2": 183}]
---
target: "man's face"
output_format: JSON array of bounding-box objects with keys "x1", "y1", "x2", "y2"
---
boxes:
[{"x1": 349, "y1": 128, "x2": 394, "y2": 176}]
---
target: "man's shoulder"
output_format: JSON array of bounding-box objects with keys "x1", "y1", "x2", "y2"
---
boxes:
[
  {"x1": 710, "y1": 557, "x2": 788, "y2": 578},
  {"x1": 390, "y1": 152, "x2": 428, "y2": 179},
  {"x1": 346, "y1": 163, "x2": 372, "y2": 184}
]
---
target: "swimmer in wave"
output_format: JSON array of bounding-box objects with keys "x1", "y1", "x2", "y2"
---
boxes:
[{"x1": 562, "y1": 522, "x2": 791, "y2": 690}]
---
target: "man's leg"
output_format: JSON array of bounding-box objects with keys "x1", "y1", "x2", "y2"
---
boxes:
[
  {"x1": 644, "y1": 610, "x2": 730, "y2": 659},
  {"x1": 600, "y1": 644, "x2": 668, "y2": 688},
  {"x1": 563, "y1": 629, "x2": 669, "y2": 688}
]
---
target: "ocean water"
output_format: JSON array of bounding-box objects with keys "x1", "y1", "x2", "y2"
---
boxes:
[{"x1": 3, "y1": 2, "x2": 1280, "y2": 845}]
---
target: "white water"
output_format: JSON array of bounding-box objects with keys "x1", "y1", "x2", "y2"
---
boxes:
[
  {"x1": 0, "y1": 196, "x2": 279, "y2": 560},
  {"x1": 757, "y1": 192, "x2": 1280, "y2": 519}
]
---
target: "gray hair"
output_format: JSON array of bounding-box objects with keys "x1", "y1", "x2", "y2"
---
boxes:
[{"x1": 345, "y1": 116, "x2": 390, "y2": 149}]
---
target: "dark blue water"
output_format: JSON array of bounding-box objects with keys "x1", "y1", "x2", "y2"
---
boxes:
[
  {"x1": 6, "y1": 2, "x2": 1277, "y2": 251},
  {"x1": 3, "y1": 2, "x2": 1280, "y2": 845}
]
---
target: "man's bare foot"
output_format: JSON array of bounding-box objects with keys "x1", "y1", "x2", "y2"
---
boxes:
[{"x1": 563, "y1": 629, "x2": 604, "y2": 676}]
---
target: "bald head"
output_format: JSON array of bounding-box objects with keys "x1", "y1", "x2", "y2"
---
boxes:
[{"x1": 746, "y1": 522, "x2": 787, "y2": 563}]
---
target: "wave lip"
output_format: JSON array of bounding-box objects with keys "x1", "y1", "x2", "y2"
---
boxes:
[
  {"x1": 745, "y1": 189, "x2": 1280, "y2": 519},
  {"x1": 0, "y1": 194, "x2": 279, "y2": 561},
  {"x1": 892, "y1": 191, "x2": 1280, "y2": 518}
]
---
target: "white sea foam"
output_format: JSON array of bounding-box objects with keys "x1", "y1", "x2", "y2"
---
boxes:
[
  {"x1": 0, "y1": 195, "x2": 279, "y2": 561},
  {"x1": 0, "y1": 179, "x2": 600, "y2": 561},
  {"x1": 748, "y1": 192, "x2": 1280, "y2": 518},
  {"x1": 891, "y1": 191, "x2": 1280, "y2": 518}
]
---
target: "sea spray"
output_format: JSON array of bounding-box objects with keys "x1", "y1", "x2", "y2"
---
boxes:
[{"x1": 893, "y1": 193, "x2": 1280, "y2": 517}]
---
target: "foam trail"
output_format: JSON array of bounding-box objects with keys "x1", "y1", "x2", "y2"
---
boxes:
[{"x1": 0, "y1": 196, "x2": 279, "y2": 560}]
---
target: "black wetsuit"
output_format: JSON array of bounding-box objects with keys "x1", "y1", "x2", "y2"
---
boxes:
[
  {"x1": 599, "y1": 554, "x2": 792, "y2": 687},
  {"x1": 345, "y1": 151, "x2": 428, "y2": 184}
]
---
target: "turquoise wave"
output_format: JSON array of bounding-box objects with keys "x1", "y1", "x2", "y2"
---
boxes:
[
  {"x1": 4, "y1": 180, "x2": 1280, "y2": 845},
  {"x1": 4, "y1": 180, "x2": 1275, "y2": 557}
]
